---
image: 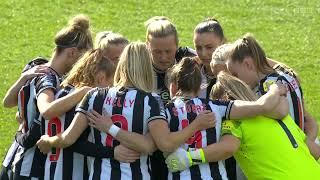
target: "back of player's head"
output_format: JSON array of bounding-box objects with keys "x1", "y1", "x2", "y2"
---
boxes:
[
  {"x1": 211, "y1": 44, "x2": 232, "y2": 65},
  {"x1": 114, "y1": 42, "x2": 155, "y2": 92},
  {"x1": 194, "y1": 18, "x2": 225, "y2": 43},
  {"x1": 95, "y1": 31, "x2": 129, "y2": 50},
  {"x1": 62, "y1": 48, "x2": 115, "y2": 88},
  {"x1": 166, "y1": 57, "x2": 201, "y2": 95},
  {"x1": 211, "y1": 71, "x2": 257, "y2": 101},
  {"x1": 229, "y1": 33, "x2": 273, "y2": 74},
  {"x1": 145, "y1": 16, "x2": 178, "y2": 46},
  {"x1": 54, "y1": 14, "x2": 93, "y2": 55},
  {"x1": 210, "y1": 44, "x2": 232, "y2": 74}
]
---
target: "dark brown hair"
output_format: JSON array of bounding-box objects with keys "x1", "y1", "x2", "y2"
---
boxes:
[
  {"x1": 61, "y1": 48, "x2": 115, "y2": 88},
  {"x1": 166, "y1": 57, "x2": 201, "y2": 94},
  {"x1": 54, "y1": 14, "x2": 93, "y2": 54},
  {"x1": 194, "y1": 18, "x2": 225, "y2": 42},
  {"x1": 229, "y1": 33, "x2": 274, "y2": 74}
]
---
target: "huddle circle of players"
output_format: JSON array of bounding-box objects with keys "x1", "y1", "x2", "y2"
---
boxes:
[{"x1": 1, "y1": 14, "x2": 320, "y2": 180}]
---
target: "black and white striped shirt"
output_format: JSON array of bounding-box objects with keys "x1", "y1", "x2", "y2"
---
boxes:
[
  {"x1": 152, "y1": 46, "x2": 197, "y2": 180},
  {"x1": 42, "y1": 85, "x2": 116, "y2": 180},
  {"x1": 256, "y1": 72, "x2": 304, "y2": 129},
  {"x1": 13, "y1": 69, "x2": 61, "y2": 178},
  {"x1": 165, "y1": 97, "x2": 233, "y2": 180},
  {"x1": 42, "y1": 85, "x2": 88, "y2": 180},
  {"x1": 2, "y1": 140, "x2": 19, "y2": 169},
  {"x1": 76, "y1": 87, "x2": 166, "y2": 180}
]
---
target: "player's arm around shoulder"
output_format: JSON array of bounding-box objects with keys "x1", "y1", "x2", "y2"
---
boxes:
[{"x1": 230, "y1": 83, "x2": 289, "y2": 120}]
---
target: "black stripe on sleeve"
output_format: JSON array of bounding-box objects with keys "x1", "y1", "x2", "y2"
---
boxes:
[{"x1": 76, "y1": 88, "x2": 98, "y2": 114}]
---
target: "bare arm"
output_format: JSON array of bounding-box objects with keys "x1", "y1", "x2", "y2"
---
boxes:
[
  {"x1": 3, "y1": 76, "x2": 29, "y2": 108},
  {"x1": 38, "y1": 87, "x2": 92, "y2": 120},
  {"x1": 3, "y1": 65, "x2": 48, "y2": 108},
  {"x1": 306, "y1": 138, "x2": 320, "y2": 160},
  {"x1": 230, "y1": 84, "x2": 288, "y2": 120},
  {"x1": 262, "y1": 96, "x2": 289, "y2": 120},
  {"x1": 115, "y1": 132, "x2": 156, "y2": 155},
  {"x1": 304, "y1": 111, "x2": 319, "y2": 141},
  {"x1": 149, "y1": 111, "x2": 215, "y2": 153},
  {"x1": 37, "y1": 89, "x2": 55, "y2": 119},
  {"x1": 36, "y1": 112, "x2": 88, "y2": 153},
  {"x1": 202, "y1": 135, "x2": 240, "y2": 162}
]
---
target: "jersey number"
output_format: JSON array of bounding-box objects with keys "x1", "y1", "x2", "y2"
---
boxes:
[
  {"x1": 181, "y1": 119, "x2": 202, "y2": 148},
  {"x1": 105, "y1": 114, "x2": 128, "y2": 147},
  {"x1": 48, "y1": 117, "x2": 62, "y2": 161}
]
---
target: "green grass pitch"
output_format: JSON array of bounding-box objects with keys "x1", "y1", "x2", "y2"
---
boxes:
[{"x1": 0, "y1": 0, "x2": 319, "y2": 160}]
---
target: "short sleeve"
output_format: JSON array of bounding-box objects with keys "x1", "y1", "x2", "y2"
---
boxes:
[
  {"x1": 221, "y1": 120, "x2": 242, "y2": 140},
  {"x1": 35, "y1": 73, "x2": 59, "y2": 97},
  {"x1": 75, "y1": 88, "x2": 98, "y2": 115},
  {"x1": 147, "y1": 94, "x2": 167, "y2": 123}
]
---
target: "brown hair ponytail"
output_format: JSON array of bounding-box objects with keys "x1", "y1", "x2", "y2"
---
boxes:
[
  {"x1": 229, "y1": 33, "x2": 274, "y2": 74},
  {"x1": 54, "y1": 14, "x2": 93, "y2": 54}
]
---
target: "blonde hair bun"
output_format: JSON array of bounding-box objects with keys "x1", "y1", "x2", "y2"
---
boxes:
[{"x1": 69, "y1": 14, "x2": 90, "y2": 32}]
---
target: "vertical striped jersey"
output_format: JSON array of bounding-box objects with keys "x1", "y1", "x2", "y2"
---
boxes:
[
  {"x1": 13, "y1": 68, "x2": 61, "y2": 178},
  {"x1": 76, "y1": 87, "x2": 166, "y2": 180},
  {"x1": 42, "y1": 85, "x2": 88, "y2": 180},
  {"x1": 165, "y1": 97, "x2": 233, "y2": 180},
  {"x1": 151, "y1": 47, "x2": 196, "y2": 180},
  {"x1": 256, "y1": 72, "x2": 304, "y2": 129}
]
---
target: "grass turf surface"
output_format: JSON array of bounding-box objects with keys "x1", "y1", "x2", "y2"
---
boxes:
[{"x1": 1, "y1": 0, "x2": 319, "y2": 160}]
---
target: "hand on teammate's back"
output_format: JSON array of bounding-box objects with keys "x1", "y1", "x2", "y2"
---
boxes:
[
  {"x1": 114, "y1": 144, "x2": 140, "y2": 163},
  {"x1": 36, "y1": 135, "x2": 52, "y2": 154},
  {"x1": 87, "y1": 110, "x2": 113, "y2": 133},
  {"x1": 21, "y1": 65, "x2": 49, "y2": 80},
  {"x1": 270, "y1": 82, "x2": 287, "y2": 97},
  {"x1": 194, "y1": 110, "x2": 216, "y2": 130},
  {"x1": 259, "y1": 83, "x2": 288, "y2": 112}
]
